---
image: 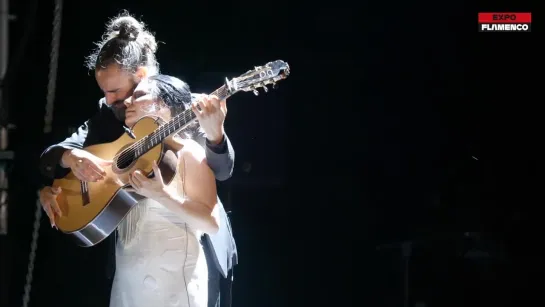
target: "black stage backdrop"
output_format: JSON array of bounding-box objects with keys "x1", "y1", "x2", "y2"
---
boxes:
[{"x1": 3, "y1": 1, "x2": 541, "y2": 307}]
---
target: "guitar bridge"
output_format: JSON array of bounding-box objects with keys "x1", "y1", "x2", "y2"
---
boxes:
[{"x1": 81, "y1": 181, "x2": 90, "y2": 206}]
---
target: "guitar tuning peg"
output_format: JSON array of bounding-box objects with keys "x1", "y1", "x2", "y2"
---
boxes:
[
  {"x1": 262, "y1": 84, "x2": 268, "y2": 92},
  {"x1": 272, "y1": 82, "x2": 278, "y2": 89},
  {"x1": 253, "y1": 89, "x2": 259, "y2": 96}
]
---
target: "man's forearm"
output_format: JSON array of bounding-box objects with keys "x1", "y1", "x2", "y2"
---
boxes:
[
  {"x1": 205, "y1": 134, "x2": 235, "y2": 181},
  {"x1": 206, "y1": 133, "x2": 225, "y2": 146},
  {"x1": 40, "y1": 146, "x2": 71, "y2": 180},
  {"x1": 205, "y1": 134, "x2": 227, "y2": 153},
  {"x1": 39, "y1": 117, "x2": 93, "y2": 180}
]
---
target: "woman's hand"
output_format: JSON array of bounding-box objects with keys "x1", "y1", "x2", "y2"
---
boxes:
[{"x1": 129, "y1": 160, "x2": 169, "y2": 201}]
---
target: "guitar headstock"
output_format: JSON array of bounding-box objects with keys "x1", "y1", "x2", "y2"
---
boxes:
[{"x1": 227, "y1": 60, "x2": 290, "y2": 95}]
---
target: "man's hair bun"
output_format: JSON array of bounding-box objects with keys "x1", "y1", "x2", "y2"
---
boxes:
[{"x1": 107, "y1": 15, "x2": 143, "y2": 41}]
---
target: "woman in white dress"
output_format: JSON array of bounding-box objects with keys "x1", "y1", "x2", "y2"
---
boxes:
[{"x1": 109, "y1": 74, "x2": 220, "y2": 307}]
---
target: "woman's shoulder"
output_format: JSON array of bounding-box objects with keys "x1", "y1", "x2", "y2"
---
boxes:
[{"x1": 179, "y1": 138, "x2": 206, "y2": 162}]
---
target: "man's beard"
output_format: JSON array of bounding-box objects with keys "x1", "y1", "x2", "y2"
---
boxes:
[{"x1": 110, "y1": 100, "x2": 127, "y2": 122}]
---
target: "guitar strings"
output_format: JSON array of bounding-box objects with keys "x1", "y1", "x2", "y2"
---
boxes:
[{"x1": 114, "y1": 109, "x2": 196, "y2": 166}]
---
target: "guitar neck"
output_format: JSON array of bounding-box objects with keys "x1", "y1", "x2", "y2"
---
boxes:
[
  {"x1": 133, "y1": 84, "x2": 234, "y2": 157},
  {"x1": 129, "y1": 59, "x2": 290, "y2": 158}
]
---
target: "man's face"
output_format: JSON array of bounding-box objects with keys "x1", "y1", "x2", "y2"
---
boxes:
[{"x1": 95, "y1": 64, "x2": 139, "y2": 122}]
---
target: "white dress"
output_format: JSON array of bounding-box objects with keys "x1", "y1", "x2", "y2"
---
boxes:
[{"x1": 109, "y1": 196, "x2": 208, "y2": 307}]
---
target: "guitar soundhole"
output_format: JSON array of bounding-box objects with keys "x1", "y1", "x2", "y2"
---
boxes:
[{"x1": 116, "y1": 148, "x2": 136, "y2": 170}]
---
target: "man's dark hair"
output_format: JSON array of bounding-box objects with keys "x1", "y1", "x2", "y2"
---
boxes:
[{"x1": 86, "y1": 11, "x2": 159, "y2": 74}]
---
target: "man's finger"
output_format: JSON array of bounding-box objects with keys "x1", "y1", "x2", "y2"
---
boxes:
[
  {"x1": 209, "y1": 95, "x2": 221, "y2": 108},
  {"x1": 98, "y1": 159, "x2": 113, "y2": 166},
  {"x1": 198, "y1": 100, "x2": 208, "y2": 114},
  {"x1": 87, "y1": 164, "x2": 106, "y2": 180},
  {"x1": 73, "y1": 169, "x2": 89, "y2": 182},
  {"x1": 43, "y1": 204, "x2": 55, "y2": 227},
  {"x1": 89, "y1": 163, "x2": 106, "y2": 176},
  {"x1": 50, "y1": 198, "x2": 62, "y2": 217},
  {"x1": 220, "y1": 100, "x2": 227, "y2": 114},
  {"x1": 52, "y1": 186, "x2": 62, "y2": 194},
  {"x1": 39, "y1": 191, "x2": 48, "y2": 205},
  {"x1": 192, "y1": 103, "x2": 202, "y2": 117},
  {"x1": 80, "y1": 168, "x2": 98, "y2": 182},
  {"x1": 40, "y1": 198, "x2": 50, "y2": 209},
  {"x1": 83, "y1": 164, "x2": 104, "y2": 181}
]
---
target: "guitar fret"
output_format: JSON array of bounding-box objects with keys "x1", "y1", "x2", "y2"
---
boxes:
[{"x1": 130, "y1": 84, "x2": 231, "y2": 160}]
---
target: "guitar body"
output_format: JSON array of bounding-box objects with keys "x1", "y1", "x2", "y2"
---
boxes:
[
  {"x1": 50, "y1": 59, "x2": 290, "y2": 247},
  {"x1": 52, "y1": 116, "x2": 178, "y2": 247}
]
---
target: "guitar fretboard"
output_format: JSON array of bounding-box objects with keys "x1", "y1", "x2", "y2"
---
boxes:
[{"x1": 131, "y1": 84, "x2": 232, "y2": 158}]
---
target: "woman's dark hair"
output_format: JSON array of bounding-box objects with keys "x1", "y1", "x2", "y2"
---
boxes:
[
  {"x1": 86, "y1": 11, "x2": 159, "y2": 74},
  {"x1": 148, "y1": 74, "x2": 192, "y2": 116},
  {"x1": 147, "y1": 74, "x2": 198, "y2": 138}
]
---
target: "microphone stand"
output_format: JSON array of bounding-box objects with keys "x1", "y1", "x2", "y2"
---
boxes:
[
  {"x1": 376, "y1": 232, "x2": 486, "y2": 307},
  {"x1": 401, "y1": 241, "x2": 412, "y2": 307},
  {"x1": 376, "y1": 239, "x2": 413, "y2": 307}
]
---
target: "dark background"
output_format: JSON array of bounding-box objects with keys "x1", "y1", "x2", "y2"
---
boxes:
[{"x1": 1, "y1": 0, "x2": 541, "y2": 307}]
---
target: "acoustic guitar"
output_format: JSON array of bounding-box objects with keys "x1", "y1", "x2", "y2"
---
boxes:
[{"x1": 52, "y1": 60, "x2": 290, "y2": 247}]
